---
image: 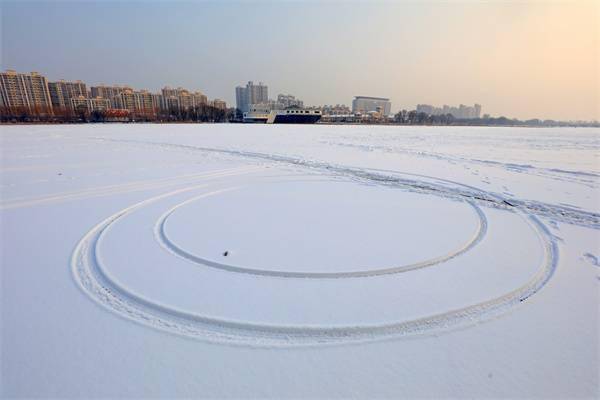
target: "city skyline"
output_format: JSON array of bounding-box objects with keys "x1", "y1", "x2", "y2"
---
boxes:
[
  {"x1": 8, "y1": 67, "x2": 600, "y2": 126},
  {"x1": 1, "y1": 1, "x2": 598, "y2": 121},
  {"x1": 0, "y1": 69, "x2": 228, "y2": 119}
]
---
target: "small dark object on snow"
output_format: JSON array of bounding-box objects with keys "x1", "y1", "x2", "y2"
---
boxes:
[
  {"x1": 57, "y1": 173, "x2": 62, "y2": 176},
  {"x1": 503, "y1": 200, "x2": 514, "y2": 207},
  {"x1": 223, "y1": 251, "x2": 228, "y2": 257}
]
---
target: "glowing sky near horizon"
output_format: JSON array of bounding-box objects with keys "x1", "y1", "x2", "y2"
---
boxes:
[{"x1": 1, "y1": 1, "x2": 598, "y2": 120}]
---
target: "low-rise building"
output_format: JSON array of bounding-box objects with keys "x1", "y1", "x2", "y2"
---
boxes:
[{"x1": 352, "y1": 96, "x2": 391, "y2": 116}]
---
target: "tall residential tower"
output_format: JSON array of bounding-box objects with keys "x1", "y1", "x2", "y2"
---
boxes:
[
  {"x1": 0, "y1": 70, "x2": 53, "y2": 114},
  {"x1": 48, "y1": 80, "x2": 87, "y2": 109},
  {"x1": 235, "y1": 81, "x2": 268, "y2": 112}
]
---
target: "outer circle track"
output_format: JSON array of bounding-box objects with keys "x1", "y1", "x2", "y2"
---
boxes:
[{"x1": 71, "y1": 178, "x2": 557, "y2": 347}]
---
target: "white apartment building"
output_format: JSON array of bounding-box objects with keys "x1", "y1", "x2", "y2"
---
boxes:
[{"x1": 0, "y1": 70, "x2": 53, "y2": 114}]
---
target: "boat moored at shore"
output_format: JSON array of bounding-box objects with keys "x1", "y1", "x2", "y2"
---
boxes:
[{"x1": 243, "y1": 107, "x2": 321, "y2": 124}]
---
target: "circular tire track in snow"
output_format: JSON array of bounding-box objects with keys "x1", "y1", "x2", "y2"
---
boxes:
[
  {"x1": 154, "y1": 185, "x2": 488, "y2": 278},
  {"x1": 71, "y1": 166, "x2": 558, "y2": 346}
]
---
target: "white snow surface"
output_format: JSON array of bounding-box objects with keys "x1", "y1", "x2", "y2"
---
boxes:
[{"x1": 1, "y1": 124, "x2": 599, "y2": 398}]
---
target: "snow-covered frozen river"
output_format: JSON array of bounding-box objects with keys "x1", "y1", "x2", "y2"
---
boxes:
[{"x1": 1, "y1": 124, "x2": 598, "y2": 398}]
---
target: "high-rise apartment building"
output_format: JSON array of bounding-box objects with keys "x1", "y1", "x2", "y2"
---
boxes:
[
  {"x1": 1, "y1": 70, "x2": 223, "y2": 119},
  {"x1": 90, "y1": 85, "x2": 132, "y2": 101},
  {"x1": 235, "y1": 81, "x2": 268, "y2": 112},
  {"x1": 417, "y1": 103, "x2": 482, "y2": 119},
  {"x1": 135, "y1": 90, "x2": 155, "y2": 112},
  {"x1": 235, "y1": 86, "x2": 248, "y2": 113},
  {"x1": 416, "y1": 104, "x2": 435, "y2": 115},
  {"x1": 48, "y1": 80, "x2": 87, "y2": 108},
  {"x1": 70, "y1": 96, "x2": 111, "y2": 113},
  {"x1": 248, "y1": 81, "x2": 268, "y2": 105},
  {"x1": 113, "y1": 89, "x2": 134, "y2": 111},
  {"x1": 321, "y1": 104, "x2": 352, "y2": 115},
  {"x1": 178, "y1": 90, "x2": 195, "y2": 110},
  {"x1": 151, "y1": 93, "x2": 165, "y2": 111},
  {"x1": 277, "y1": 94, "x2": 303, "y2": 109},
  {"x1": 161, "y1": 87, "x2": 178, "y2": 98},
  {"x1": 474, "y1": 104, "x2": 482, "y2": 119},
  {"x1": 164, "y1": 96, "x2": 180, "y2": 111},
  {"x1": 113, "y1": 89, "x2": 156, "y2": 115},
  {"x1": 212, "y1": 99, "x2": 227, "y2": 110},
  {"x1": 161, "y1": 87, "x2": 208, "y2": 111},
  {"x1": 0, "y1": 70, "x2": 53, "y2": 114},
  {"x1": 352, "y1": 96, "x2": 391, "y2": 115},
  {"x1": 193, "y1": 92, "x2": 208, "y2": 107}
]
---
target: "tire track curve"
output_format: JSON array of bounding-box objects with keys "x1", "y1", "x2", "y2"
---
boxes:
[
  {"x1": 154, "y1": 187, "x2": 488, "y2": 279},
  {"x1": 72, "y1": 180, "x2": 558, "y2": 347}
]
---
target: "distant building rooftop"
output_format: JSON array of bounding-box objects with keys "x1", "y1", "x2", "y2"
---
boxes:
[{"x1": 354, "y1": 96, "x2": 390, "y2": 101}]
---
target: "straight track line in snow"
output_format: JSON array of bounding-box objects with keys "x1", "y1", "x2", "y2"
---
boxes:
[
  {"x1": 1, "y1": 166, "x2": 262, "y2": 209},
  {"x1": 92, "y1": 138, "x2": 600, "y2": 229}
]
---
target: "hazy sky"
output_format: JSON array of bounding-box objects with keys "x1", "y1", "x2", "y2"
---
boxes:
[{"x1": 1, "y1": 1, "x2": 598, "y2": 120}]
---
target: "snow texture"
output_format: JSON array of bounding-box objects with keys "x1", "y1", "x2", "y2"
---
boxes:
[{"x1": 1, "y1": 124, "x2": 598, "y2": 398}]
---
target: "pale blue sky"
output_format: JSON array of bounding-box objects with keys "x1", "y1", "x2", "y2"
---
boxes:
[{"x1": 1, "y1": 1, "x2": 598, "y2": 120}]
